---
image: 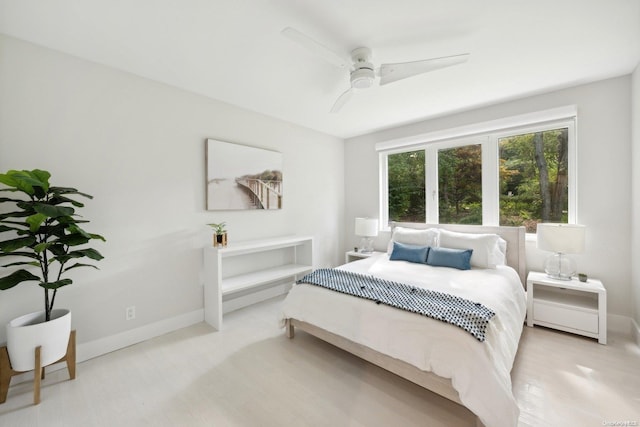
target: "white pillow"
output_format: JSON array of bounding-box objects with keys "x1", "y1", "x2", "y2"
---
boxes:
[
  {"x1": 387, "y1": 226, "x2": 439, "y2": 254},
  {"x1": 438, "y1": 229, "x2": 502, "y2": 269},
  {"x1": 495, "y1": 237, "x2": 507, "y2": 266}
]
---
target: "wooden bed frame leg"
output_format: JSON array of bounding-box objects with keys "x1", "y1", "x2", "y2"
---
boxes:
[{"x1": 285, "y1": 319, "x2": 295, "y2": 338}]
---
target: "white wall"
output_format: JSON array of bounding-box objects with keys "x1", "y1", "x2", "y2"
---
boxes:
[
  {"x1": 0, "y1": 35, "x2": 345, "y2": 347},
  {"x1": 632, "y1": 63, "x2": 640, "y2": 333},
  {"x1": 345, "y1": 76, "x2": 633, "y2": 319}
]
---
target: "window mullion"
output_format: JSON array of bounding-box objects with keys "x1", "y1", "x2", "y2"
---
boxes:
[
  {"x1": 482, "y1": 135, "x2": 499, "y2": 225},
  {"x1": 567, "y1": 123, "x2": 577, "y2": 223},
  {"x1": 379, "y1": 152, "x2": 389, "y2": 230},
  {"x1": 425, "y1": 147, "x2": 438, "y2": 223}
]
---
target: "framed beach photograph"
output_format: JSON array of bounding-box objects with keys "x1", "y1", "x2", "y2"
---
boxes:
[{"x1": 206, "y1": 139, "x2": 283, "y2": 211}]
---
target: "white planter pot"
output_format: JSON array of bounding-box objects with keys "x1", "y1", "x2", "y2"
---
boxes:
[{"x1": 6, "y1": 309, "x2": 71, "y2": 372}]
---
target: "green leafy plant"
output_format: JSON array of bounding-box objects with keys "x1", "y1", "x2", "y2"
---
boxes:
[
  {"x1": 207, "y1": 222, "x2": 227, "y2": 234},
  {"x1": 0, "y1": 169, "x2": 105, "y2": 321}
]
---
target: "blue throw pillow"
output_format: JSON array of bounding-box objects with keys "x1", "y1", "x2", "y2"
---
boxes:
[
  {"x1": 389, "y1": 241, "x2": 429, "y2": 264},
  {"x1": 426, "y1": 247, "x2": 473, "y2": 270}
]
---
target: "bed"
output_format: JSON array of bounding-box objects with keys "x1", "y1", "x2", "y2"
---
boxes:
[{"x1": 281, "y1": 223, "x2": 527, "y2": 427}]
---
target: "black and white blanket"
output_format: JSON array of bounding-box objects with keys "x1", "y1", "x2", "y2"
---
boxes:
[{"x1": 297, "y1": 268, "x2": 495, "y2": 342}]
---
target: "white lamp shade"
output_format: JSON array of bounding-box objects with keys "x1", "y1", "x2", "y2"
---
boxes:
[
  {"x1": 355, "y1": 218, "x2": 378, "y2": 237},
  {"x1": 536, "y1": 223, "x2": 586, "y2": 254}
]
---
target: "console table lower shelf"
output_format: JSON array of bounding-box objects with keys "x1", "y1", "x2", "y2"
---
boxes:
[{"x1": 203, "y1": 236, "x2": 313, "y2": 330}]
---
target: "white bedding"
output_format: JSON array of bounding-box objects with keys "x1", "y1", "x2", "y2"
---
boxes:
[{"x1": 281, "y1": 254, "x2": 526, "y2": 427}]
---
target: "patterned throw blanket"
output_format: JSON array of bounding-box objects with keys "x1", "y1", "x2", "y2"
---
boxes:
[{"x1": 297, "y1": 268, "x2": 495, "y2": 342}]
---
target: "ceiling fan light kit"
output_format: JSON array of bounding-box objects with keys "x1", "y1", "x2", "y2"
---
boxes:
[
  {"x1": 350, "y1": 69, "x2": 375, "y2": 89},
  {"x1": 349, "y1": 47, "x2": 375, "y2": 89},
  {"x1": 282, "y1": 27, "x2": 469, "y2": 113}
]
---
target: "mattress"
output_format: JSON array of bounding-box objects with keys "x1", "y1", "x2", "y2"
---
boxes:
[{"x1": 281, "y1": 254, "x2": 526, "y2": 427}]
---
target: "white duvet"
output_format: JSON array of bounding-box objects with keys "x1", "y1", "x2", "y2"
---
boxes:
[{"x1": 280, "y1": 255, "x2": 526, "y2": 427}]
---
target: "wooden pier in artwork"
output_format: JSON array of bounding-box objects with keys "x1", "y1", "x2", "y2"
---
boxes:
[{"x1": 235, "y1": 178, "x2": 282, "y2": 209}]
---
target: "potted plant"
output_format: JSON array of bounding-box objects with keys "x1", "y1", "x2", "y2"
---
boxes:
[
  {"x1": 0, "y1": 169, "x2": 105, "y2": 372},
  {"x1": 207, "y1": 222, "x2": 227, "y2": 247}
]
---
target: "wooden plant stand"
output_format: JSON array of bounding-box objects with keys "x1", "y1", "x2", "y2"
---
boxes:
[{"x1": 0, "y1": 330, "x2": 76, "y2": 405}]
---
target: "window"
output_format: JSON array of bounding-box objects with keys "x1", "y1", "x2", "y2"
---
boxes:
[
  {"x1": 378, "y1": 109, "x2": 576, "y2": 233},
  {"x1": 499, "y1": 128, "x2": 569, "y2": 233},
  {"x1": 438, "y1": 144, "x2": 482, "y2": 225},
  {"x1": 388, "y1": 150, "x2": 425, "y2": 222}
]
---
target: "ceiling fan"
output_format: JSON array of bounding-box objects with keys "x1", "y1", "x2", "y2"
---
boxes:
[{"x1": 281, "y1": 27, "x2": 470, "y2": 113}]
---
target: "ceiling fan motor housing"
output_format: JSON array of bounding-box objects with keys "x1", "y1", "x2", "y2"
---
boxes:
[{"x1": 350, "y1": 47, "x2": 375, "y2": 89}]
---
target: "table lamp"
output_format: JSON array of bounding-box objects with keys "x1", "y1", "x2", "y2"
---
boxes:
[
  {"x1": 355, "y1": 217, "x2": 378, "y2": 254},
  {"x1": 536, "y1": 223, "x2": 586, "y2": 280}
]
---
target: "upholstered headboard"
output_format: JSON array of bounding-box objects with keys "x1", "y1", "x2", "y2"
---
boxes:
[{"x1": 391, "y1": 222, "x2": 527, "y2": 286}]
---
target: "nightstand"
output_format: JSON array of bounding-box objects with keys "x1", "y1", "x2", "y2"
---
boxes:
[
  {"x1": 526, "y1": 271, "x2": 606, "y2": 344},
  {"x1": 345, "y1": 250, "x2": 385, "y2": 264}
]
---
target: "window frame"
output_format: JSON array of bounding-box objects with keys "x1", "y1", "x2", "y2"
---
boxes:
[{"x1": 378, "y1": 108, "x2": 577, "y2": 233}]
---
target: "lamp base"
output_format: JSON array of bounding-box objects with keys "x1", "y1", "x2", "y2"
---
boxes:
[
  {"x1": 544, "y1": 252, "x2": 576, "y2": 281},
  {"x1": 359, "y1": 237, "x2": 374, "y2": 254}
]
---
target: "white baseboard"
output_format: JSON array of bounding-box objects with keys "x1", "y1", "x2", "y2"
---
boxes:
[
  {"x1": 607, "y1": 313, "x2": 640, "y2": 347},
  {"x1": 8, "y1": 309, "x2": 204, "y2": 384},
  {"x1": 632, "y1": 318, "x2": 640, "y2": 347},
  {"x1": 607, "y1": 313, "x2": 632, "y2": 336},
  {"x1": 77, "y1": 309, "x2": 204, "y2": 362}
]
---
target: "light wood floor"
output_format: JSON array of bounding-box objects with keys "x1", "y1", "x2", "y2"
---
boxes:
[{"x1": 1, "y1": 296, "x2": 639, "y2": 427}]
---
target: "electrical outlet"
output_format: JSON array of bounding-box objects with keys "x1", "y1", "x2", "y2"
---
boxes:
[{"x1": 126, "y1": 306, "x2": 136, "y2": 321}]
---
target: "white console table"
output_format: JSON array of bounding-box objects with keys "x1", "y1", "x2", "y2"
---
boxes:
[{"x1": 203, "y1": 235, "x2": 313, "y2": 330}]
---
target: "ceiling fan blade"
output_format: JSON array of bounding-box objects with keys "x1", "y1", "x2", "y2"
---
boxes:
[
  {"x1": 330, "y1": 88, "x2": 353, "y2": 113},
  {"x1": 281, "y1": 27, "x2": 347, "y2": 69},
  {"x1": 379, "y1": 53, "x2": 470, "y2": 86}
]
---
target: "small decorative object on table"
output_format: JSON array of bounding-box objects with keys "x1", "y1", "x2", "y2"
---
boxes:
[
  {"x1": 208, "y1": 222, "x2": 228, "y2": 247},
  {"x1": 578, "y1": 273, "x2": 588, "y2": 282}
]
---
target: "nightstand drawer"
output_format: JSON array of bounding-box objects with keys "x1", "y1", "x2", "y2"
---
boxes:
[{"x1": 533, "y1": 300, "x2": 598, "y2": 334}]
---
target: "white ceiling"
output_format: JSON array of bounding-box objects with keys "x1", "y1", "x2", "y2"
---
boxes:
[{"x1": 1, "y1": 1, "x2": 639, "y2": 139}]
